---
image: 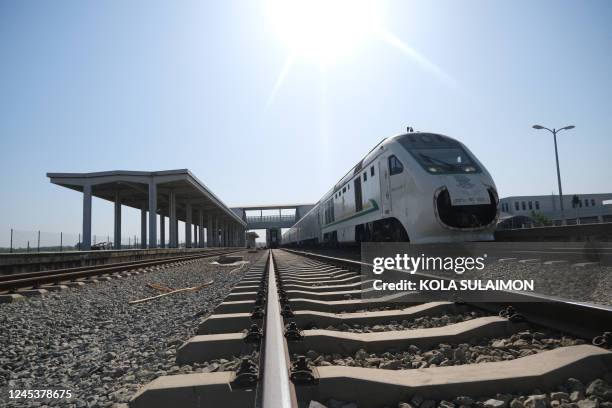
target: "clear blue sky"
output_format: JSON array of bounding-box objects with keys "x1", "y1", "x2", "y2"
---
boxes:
[{"x1": 1, "y1": 0, "x2": 611, "y2": 244}]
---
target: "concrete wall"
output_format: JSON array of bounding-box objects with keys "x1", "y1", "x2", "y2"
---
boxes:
[{"x1": 0, "y1": 247, "x2": 219, "y2": 275}]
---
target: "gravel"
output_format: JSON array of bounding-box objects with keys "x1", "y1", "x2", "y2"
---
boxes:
[
  {"x1": 0, "y1": 251, "x2": 264, "y2": 408},
  {"x1": 323, "y1": 311, "x2": 488, "y2": 333},
  {"x1": 297, "y1": 249, "x2": 612, "y2": 306},
  {"x1": 446, "y1": 262, "x2": 612, "y2": 306},
  {"x1": 296, "y1": 329, "x2": 584, "y2": 370},
  {"x1": 305, "y1": 375, "x2": 612, "y2": 408},
  {"x1": 167, "y1": 350, "x2": 259, "y2": 375}
]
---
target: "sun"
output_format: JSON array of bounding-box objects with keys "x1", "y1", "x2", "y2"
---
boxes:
[
  {"x1": 264, "y1": 0, "x2": 459, "y2": 108},
  {"x1": 265, "y1": 0, "x2": 382, "y2": 64}
]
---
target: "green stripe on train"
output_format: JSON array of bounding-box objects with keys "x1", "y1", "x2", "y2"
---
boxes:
[{"x1": 323, "y1": 199, "x2": 380, "y2": 228}]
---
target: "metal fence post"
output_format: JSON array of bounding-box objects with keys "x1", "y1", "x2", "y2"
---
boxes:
[
  {"x1": 78, "y1": 233, "x2": 81, "y2": 250},
  {"x1": 37, "y1": 230, "x2": 40, "y2": 253},
  {"x1": 60, "y1": 232, "x2": 63, "y2": 252},
  {"x1": 10, "y1": 229, "x2": 13, "y2": 253},
  {"x1": 27, "y1": 241, "x2": 30, "y2": 253}
]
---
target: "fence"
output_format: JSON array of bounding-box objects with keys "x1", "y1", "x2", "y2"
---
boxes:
[
  {"x1": 495, "y1": 222, "x2": 612, "y2": 242},
  {"x1": 1, "y1": 229, "x2": 150, "y2": 253}
]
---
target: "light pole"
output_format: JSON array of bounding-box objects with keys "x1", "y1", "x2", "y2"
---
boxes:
[{"x1": 532, "y1": 124, "x2": 575, "y2": 225}]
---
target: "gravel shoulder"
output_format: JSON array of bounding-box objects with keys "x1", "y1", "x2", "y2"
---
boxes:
[
  {"x1": 0, "y1": 251, "x2": 263, "y2": 408},
  {"x1": 448, "y1": 263, "x2": 612, "y2": 306}
]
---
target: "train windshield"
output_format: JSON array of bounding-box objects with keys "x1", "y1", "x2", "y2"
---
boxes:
[
  {"x1": 411, "y1": 147, "x2": 480, "y2": 174},
  {"x1": 396, "y1": 133, "x2": 481, "y2": 174}
]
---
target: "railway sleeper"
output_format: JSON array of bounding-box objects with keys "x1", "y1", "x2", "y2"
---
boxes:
[
  {"x1": 286, "y1": 301, "x2": 459, "y2": 329},
  {"x1": 281, "y1": 276, "x2": 359, "y2": 285},
  {"x1": 129, "y1": 371, "x2": 257, "y2": 408},
  {"x1": 288, "y1": 316, "x2": 525, "y2": 355},
  {"x1": 280, "y1": 271, "x2": 356, "y2": 280},
  {"x1": 281, "y1": 280, "x2": 371, "y2": 292},
  {"x1": 288, "y1": 293, "x2": 423, "y2": 313},
  {"x1": 294, "y1": 345, "x2": 612, "y2": 408}
]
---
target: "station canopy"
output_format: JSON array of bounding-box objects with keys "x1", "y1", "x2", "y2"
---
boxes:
[{"x1": 47, "y1": 169, "x2": 245, "y2": 225}]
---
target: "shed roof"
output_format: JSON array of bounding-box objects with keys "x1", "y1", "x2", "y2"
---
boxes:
[{"x1": 47, "y1": 169, "x2": 246, "y2": 226}]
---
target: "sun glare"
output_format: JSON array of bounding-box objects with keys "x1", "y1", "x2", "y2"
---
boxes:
[
  {"x1": 264, "y1": 0, "x2": 460, "y2": 109},
  {"x1": 266, "y1": 0, "x2": 382, "y2": 64}
]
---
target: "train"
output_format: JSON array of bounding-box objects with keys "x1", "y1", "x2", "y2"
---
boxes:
[{"x1": 282, "y1": 130, "x2": 499, "y2": 246}]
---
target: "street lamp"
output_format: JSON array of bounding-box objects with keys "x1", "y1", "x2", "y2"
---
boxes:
[{"x1": 532, "y1": 124, "x2": 575, "y2": 225}]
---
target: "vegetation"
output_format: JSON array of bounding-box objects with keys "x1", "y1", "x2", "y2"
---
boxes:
[{"x1": 529, "y1": 211, "x2": 552, "y2": 226}]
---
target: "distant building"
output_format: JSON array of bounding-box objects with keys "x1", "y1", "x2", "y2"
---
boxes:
[{"x1": 499, "y1": 193, "x2": 612, "y2": 226}]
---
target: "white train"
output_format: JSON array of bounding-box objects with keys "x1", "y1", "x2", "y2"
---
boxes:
[{"x1": 282, "y1": 131, "x2": 499, "y2": 246}]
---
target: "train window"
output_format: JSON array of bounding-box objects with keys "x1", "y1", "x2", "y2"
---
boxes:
[
  {"x1": 591, "y1": 199, "x2": 596, "y2": 206},
  {"x1": 347, "y1": 184, "x2": 350, "y2": 190},
  {"x1": 535, "y1": 201, "x2": 540, "y2": 210},
  {"x1": 404, "y1": 144, "x2": 480, "y2": 174},
  {"x1": 585, "y1": 200, "x2": 589, "y2": 207},
  {"x1": 515, "y1": 202, "x2": 519, "y2": 211},
  {"x1": 342, "y1": 187, "x2": 346, "y2": 193},
  {"x1": 370, "y1": 166, "x2": 375, "y2": 176},
  {"x1": 521, "y1": 202, "x2": 526, "y2": 211},
  {"x1": 528, "y1": 201, "x2": 533, "y2": 210},
  {"x1": 363, "y1": 172, "x2": 367, "y2": 181},
  {"x1": 388, "y1": 155, "x2": 404, "y2": 175}
]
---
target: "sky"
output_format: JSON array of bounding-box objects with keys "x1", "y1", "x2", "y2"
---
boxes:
[{"x1": 0, "y1": 0, "x2": 611, "y2": 245}]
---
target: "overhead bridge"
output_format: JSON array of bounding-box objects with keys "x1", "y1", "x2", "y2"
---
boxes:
[
  {"x1": 231, "y1": 204, "x2": 315, "y2": 246},
  {"x1": 245, "y1": 215, "x2": 296, "y2": 229}
]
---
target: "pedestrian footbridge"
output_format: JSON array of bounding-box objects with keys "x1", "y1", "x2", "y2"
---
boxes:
[{"x1": 231, "y1": 204, "x2": 315, "y2": 246}]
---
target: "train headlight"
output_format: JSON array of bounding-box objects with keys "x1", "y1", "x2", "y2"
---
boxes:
[
  {"x1": 464, "y1": 166, "x2": 476, "y2": 173},
  {"x1": 428, "y1": 166, "x2": 439, "y2": 173}
]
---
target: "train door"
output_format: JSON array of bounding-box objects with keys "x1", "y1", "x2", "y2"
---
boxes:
[
  {"x1": 354, "y1": 177, "x2": 363, "y2": 212},
  {"x1": 388, "y1": 155, "x2": 405, "y2": 209},
  {"x1": 378, "y1": 158, "x2": 391, "y2": 215}
]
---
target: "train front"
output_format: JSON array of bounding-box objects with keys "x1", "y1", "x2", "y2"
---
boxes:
[{"x1": 392, "y1": 133, "x2": 498, "y2": 243}]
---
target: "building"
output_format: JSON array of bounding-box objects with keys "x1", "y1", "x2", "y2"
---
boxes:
[{"x1": 499, "y1": 193, "x2": 612, "y2": 226}]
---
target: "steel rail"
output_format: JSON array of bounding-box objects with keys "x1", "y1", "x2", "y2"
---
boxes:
[
  {"x1": 0, "y1": 248, "x2": 233, "y2": 282},
  {"x1": 261, "y1": 250, "x2": 297, "y2": 408},
  {"x1": 0, "y1": 249, "x2": 241, "y2": 293},
  {"x1": 282, "y1": 248, "x2": 612, "y2": 340}
]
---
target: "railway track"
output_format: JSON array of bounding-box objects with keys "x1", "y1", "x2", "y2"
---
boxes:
[
  {"x1": 128, "y1": 249, "x2": 612, "y2": 408},
  {"x1": 0, "y1": 248, "x2": 240, "y2": 295}
]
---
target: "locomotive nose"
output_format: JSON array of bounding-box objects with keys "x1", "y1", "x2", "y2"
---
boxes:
[{"x1": 435, "y1": 187, "x2": 498, "y2": 228}]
